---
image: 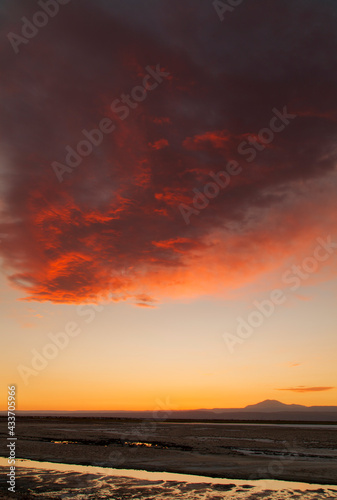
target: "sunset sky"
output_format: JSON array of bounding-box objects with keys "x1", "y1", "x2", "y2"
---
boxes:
[{"x1": 1, "y1": 0, "x2": 337, "y2": 411}]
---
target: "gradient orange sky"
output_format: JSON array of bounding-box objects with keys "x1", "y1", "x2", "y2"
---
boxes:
[{"x1": 1, "y1": 0, "x2": 337, "y2": 411}]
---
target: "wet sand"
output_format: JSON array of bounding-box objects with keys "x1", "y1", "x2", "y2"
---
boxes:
[{"x1": 1, "y1": 459, "x2": 337, "y2": 499}]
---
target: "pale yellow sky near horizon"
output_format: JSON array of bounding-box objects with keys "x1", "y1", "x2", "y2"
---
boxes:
[{"x1": 1, "y1": 263, "x2": 337, "y2": 411}]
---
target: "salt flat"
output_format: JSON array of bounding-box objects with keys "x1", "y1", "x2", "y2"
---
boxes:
[{"x1": 0, "y1": 417, "x2": 337, "y2": 498}]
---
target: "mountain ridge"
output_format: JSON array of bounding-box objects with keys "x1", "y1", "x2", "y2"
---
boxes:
[{"x1": 2, "y1": 400, "x2": 337, "y2": 421}]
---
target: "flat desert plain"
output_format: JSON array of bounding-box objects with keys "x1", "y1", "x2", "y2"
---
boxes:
[{"x1": 1, "y1": 417, "x2": 337, "y2": 499}]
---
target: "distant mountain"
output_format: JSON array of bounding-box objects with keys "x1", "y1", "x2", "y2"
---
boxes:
[
  {"x1": 2, "y1": 400, "x2": 337, "y2": 421},
  {"x1": 243, "y1": 399, "x2": 307, "y2": 412}
]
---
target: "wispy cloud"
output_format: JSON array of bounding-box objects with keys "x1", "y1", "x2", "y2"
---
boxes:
[
  {"x1": 277, "y1": 386, "x2": 335, "y2": 393},
  {"x1": 134, "y1": 303, "x2": 157, "y2": 308}
]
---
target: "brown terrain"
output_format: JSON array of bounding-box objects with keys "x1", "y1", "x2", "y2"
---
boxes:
[{"x1": 0, "y1": 417, "x2": 337, "y2": 484}]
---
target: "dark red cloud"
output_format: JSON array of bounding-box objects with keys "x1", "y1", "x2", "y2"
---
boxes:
[{"x1": 0, "y1": 0, "x2": 337, "y2": 303}]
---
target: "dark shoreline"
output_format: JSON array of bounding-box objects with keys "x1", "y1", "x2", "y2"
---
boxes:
[{"x1": 1, "y1": 416, "x2": 337, "y2": 425}]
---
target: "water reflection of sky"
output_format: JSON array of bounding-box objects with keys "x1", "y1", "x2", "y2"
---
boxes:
[{"x1": 1, "y1": 457, "x2": 337, "y2": 493}]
